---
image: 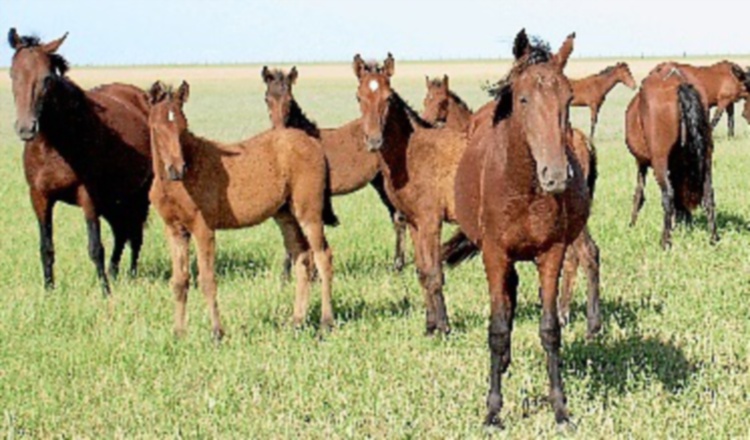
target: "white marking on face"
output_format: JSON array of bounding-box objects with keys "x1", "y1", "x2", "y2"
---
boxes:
[
  {"x1": 168, "y1": 110, "x2": 175, "y2": 122},
  {"x1": 369, "y1": 80, "x2": 379, "y2": 92}
]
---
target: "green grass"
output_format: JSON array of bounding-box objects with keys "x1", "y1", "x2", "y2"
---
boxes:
[{"x1": 1, "y1": 62, "x2": 750, "y2": 438}]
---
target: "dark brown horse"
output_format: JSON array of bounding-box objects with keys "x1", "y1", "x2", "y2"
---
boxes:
[
  {"x1": 652, "y1": 61, "x2": 749, "y2": 137},
  {"x1": 626, "y1": 64, "x2": 717, "y2": 247},
  {"x1": 148, "y1": 81, "x2": 335, "y2": 340},
  {"x1": 353, "y1": 53, "x2": 468, "y2": 335},
  {"x1": 570, "y1": 62, "x2": 637, "y2": 138},
  {"x1": 442, "y1": 30, "x2": 598, "y2": 427},
  {"x1": 7, "y1": 29, "x2": 152, "y2": 294},
  {"x1": 421, "y1": 75, "x2": 473, "y2": 132},
  {"x1": 261, "y1": 66, "x2": 407, "y2": 272}
]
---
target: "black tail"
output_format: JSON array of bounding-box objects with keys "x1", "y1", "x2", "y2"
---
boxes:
[
  {"x1": 586, "y1": 137, "x2": 598, "y2": 200},
  {"x1": 322, "y1": 161, "x2": 339, "y2": 227},
  {"x1": 675, "y1": 83, "x2": 711, "y2": 211},
  {"x1": 441, "y1": 230, "x2": 480, "y2": 268}
]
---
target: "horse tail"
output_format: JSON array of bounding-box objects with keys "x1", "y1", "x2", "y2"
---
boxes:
[
  {"x1": 586, "y1": 137, "x2": 598, "y2": 200},
  {"x1": 441, "y1": 230, "x2": 479, "y2": 268},
  {"x1": 675, "y1": 82, "x2": 710, "y2": 212},
  {"x1": 322, "y1": 160, "x2": 339, "y2": 227}
]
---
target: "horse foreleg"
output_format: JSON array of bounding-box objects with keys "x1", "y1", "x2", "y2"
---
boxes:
[
  {"x1": 128, "y1": 226, "x2": 144, "y2": 278},
  {"x1": 727, "y1": 102, "x2": 735, "y2": 138},
  {"x1": 710, "y1": 106, "x2": 725, "y2": 129},
  {"x1": 481, "y1": 245, "x2": 516, "y2": 427},
  {"x1": 589, "y1": 106, "x2": 599, "y2": 139},
  {"x1": 537, "y1": 244, "x2": 569, "y2": 426},
  {"x1": 30, "y1": 190, "x2": 55, "y2": 290},
  {"x1": 299, "y1": 218, "x2": 335, "y2": 331},
  {"x1": 78, "y1": 188, "x2": 110, "y2": 296},
  {"x1": 370, "y1": 173, "x2": 406, "y2": 272},
  {"x1": 630, "y1": 164, "x2": 648, "y2": 227},
  {"x1": 411, "y1": 222, "x2": 450, "y2": 335},
  {"x1": 194, "y1": 223, "x2": 224, "y2": 342},
  {"x1": 109, "y1": 227, "x2": 126, "y2": 280},
  {"x1": 167, "y1": 225, "x2": 191, "y2": 337}
]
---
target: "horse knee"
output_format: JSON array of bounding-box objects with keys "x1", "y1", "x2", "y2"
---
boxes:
[
  {"x1": 540, "y1": 312, "x2": 561, "y2": 352},
  {"x1": 418, "y1": 266, "x2": 443, "y2": 289},
  {"x1": 198, "y1": 272, "x2": 217, "y2": 293},
  {"x1": 488, "y1": 315, "x2": 512, "y2": 369}
]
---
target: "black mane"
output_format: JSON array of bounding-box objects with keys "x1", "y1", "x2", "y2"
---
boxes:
[
  {"x1": 597, "y1": 65, "x2": 617, "y2": 76},
  {"x1": 287, "y1": 99, "x2": 321, "y2": 139},
  {"x1": 9, "y1": 31, "x2": 69, "y2": 76},
  {"x1": 390, "y1": 92, "x2": 434, "y2": 129},
  {"x1": 485, "y1": 35, "x2": 553, "y2": 100},
  {"x1": 449, "y1": 91, "x2": 472, "y2": 113}
]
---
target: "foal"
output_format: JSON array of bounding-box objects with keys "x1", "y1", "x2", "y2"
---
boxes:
[
  {"x1": 421, "y1": 75, "x2": 473, "y2": 132},
  {"x1": 148, "y1": 82, "x2": 335, "y2": 339},
  {"x1": 261, "y1": 66, "x2": 407, "y2": 272},
  {"x1": 353, "y1": 53, "x2": 468, "y2": 335},
  {"x1": 570, "y1": 62, "x2": 637, "y2": 138}
]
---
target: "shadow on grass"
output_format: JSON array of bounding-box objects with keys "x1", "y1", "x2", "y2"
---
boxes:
[
  {"x1": 692, "y1": 210, "x2": 749, "y2": 234},
  {"x1": 137, "y1": 249, "x2": 273, "y2": 282}
]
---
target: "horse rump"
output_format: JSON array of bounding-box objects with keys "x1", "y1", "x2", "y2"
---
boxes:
[
  {"x1": 441, "y1": 230, "x2": 480, "y2": 268},
  {"x1": 672, "y1": 83, "x2": 711, "y2": 213}
]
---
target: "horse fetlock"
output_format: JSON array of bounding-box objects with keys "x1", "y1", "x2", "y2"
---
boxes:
[{"x1": 485, "y1": 392, "x2": 504, "y2": 427}]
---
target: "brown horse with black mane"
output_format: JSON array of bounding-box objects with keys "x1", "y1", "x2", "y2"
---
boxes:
[
  {"x1": 421, "y1": 75, "x2": 473, "y2": 132},
  {"x1": 353, "y1": 53, "x2": 468, "y2": 335},
  {"x1": 652, "y1": 61, "x2": 749, "y2": 137},
  {"x1": 570, "y1": 62, "x2": 637, "y2": 138},
  {"x1": 7, "y1": 29, "x2": 152, "y2": 294},
  {"x1": 261, "y1": 66, "x2": 407, "y2": 272},
  {"x1": 148, "y1": 81, "x2": 335, "y2": 340},
  {"x1": 626, "y1": 64, "x2": 717, "y2": 247},
  {"x1": 442, "y1": 30, "x2": 599, "y2": 427}
]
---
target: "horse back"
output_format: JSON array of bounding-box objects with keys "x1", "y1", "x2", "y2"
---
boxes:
[
  {"x1": 87, "y1": 88, "x2": 151, "y2": 159},
  {"x1": 319, "y1": 119, "x2": 379, "y2": 195}
]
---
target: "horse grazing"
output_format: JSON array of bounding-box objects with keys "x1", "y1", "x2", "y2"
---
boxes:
[
  {"x1": 7, "y1": 29, "x2": 152, "y2": 294},
  {"x1": 570, "y1": 62, "x2": 637, "y2": 138},
  {"x1": 353, "y1": 53, "x2": 468, "y2": 335},
  {"x1": 442, "y1": 30, "x2": 598, "y2": 427},
  {"x1": 626, "y1": 64, "x2": 717, "y2": 247},
  {"x1": 421, "y1": 75, "x2": 473, "y2": 132},
  {"x1": 148, "y1": 81, "x2": 335, "y2": 340},
  {"x1": 261, "y1": 66, "x2": 407, "y2": 272},
  {"x1": 653, "y1": 61, "x2": 749, "y2": 137}
]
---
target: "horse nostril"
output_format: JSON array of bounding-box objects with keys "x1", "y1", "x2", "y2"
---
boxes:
[{"x1": 541, "y1": 166, "x2": 549, "y2": 180}]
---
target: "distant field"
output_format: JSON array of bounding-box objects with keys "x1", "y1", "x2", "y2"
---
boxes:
[{"x1": 1, "y1": 58, "x2": 749, "y2": 438}]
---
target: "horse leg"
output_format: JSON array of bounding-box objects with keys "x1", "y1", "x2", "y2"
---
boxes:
[
  {"x1": 537, "y1": 244, "x2": 570, "y2": 425},
  {"x1": 78, "y1": 188, "x2": 110, "y2": 296},
  {"x1": 727, "y1": 102, "x2": 735, "y2": 138},
  {"x1": 482, "y1": 245, "x2": 517, "y2": 427},
  {"x1": 370, "y1": 173, "x2": 406, "y2": 272},
  {"x1": 703, "y1": 150, "x2": 719, "y2": 244},
  {"x1": 298, "y1": 218, "x2": 334, "y2": 331},
  {"x1": 576, "y1": 228, "x2": 601, "y2": 338},
  {"x1": 30, "y1": 190, "x2": 55, "y2": 290},
  {"x1": 589, "y1": 106, "x2": 599, "y2": 139},
  {"x1": 411, "y1": 222, "x2": 450, "y2": 335},
  {"x1": 167, "y1": 225, "x2": 191, "y2": 337},
  {"x1": 194, "y1": 222, "x2": 224, "y2": 342},
  {"x1": 558, "y1": 245, "x2": 579, "y2": 327},
  {"x1": 280, "y1": 252, "x2": 293, "y2": 285},
  {"x1": 630, "y1": 164, "x2": 648, "y2": 227},
  {"x1": 128, "y1": 225, "x2": 144, "y2": 278},
  {"x1": 109, "y1": 226, "x2": 126, "y2": 280},
  {"x1": 710, "y1": 105, "x2": 725, "y2": 129},
  {"x1": 275, "y1": 213, "x2": 314, "y2": 328},
  {"x1": 654, "y1": 165, "x2": 675, "y2": 249}
]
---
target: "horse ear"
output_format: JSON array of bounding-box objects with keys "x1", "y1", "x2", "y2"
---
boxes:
[
  {"x1": 177, "y1": 81, "x2": 190, "y2": 103},
  {"x1": 42, "y1": 32, "x2": 68, "y2": 54},
  {"x1": 383, "y1": 52, "x2": 395, "y2": 78},
  {"x1": 353, "y1": 54, "x2": 366, "y2": 79},
  {"x1": 492, "y1": 84, "x2": 513, "y2": 125},
  {"x1": 148, "y1": 81, "x2": 167, "y2": 105},
  {"x1": 553, "y1": 31, "x2": 575, "y2": 70},
  {"x1": 8, "y1": 28, "x2": 21, "y2": 49},
  {"x1": 512, "y1": 29, "x2": 530, "y2": 60},
  {"x1": 261, "y1": 66, "x2": 274, "y2": 84},
  {"x1": 425, "y1": 75, "x2": 430, "y2": 87},
  {"x1": 288, "y1": 66, "x2": 298, "y2": 84},
  {"x1": 443, "y1": 74, "x2": 449, "y2": 90}
]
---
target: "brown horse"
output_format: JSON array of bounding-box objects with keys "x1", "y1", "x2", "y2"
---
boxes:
[
  {"x1": 7, "y1": 29, "x2": 152, "y2": 294},
  {"x1": 626, "y1": 64, "x2": 717, "y2": 247},
  {"x1": 652, "y1": 61, "x2": 749, "y2": 137},
  {"x1": 570, "y1": 62, "x2": 637, "y2": 138},
  {"x1": 421, "y1": 75, "x2": 473, "y2": 132},
  {"x1": 442, "y1": 30, "x2": 597, "y2": 427},
  {"x1": 353, "y1": 53, "x2": 468, "y2": 335},
  {"x1": 147, "y1": 81, "x2": 335, "y2": 340},
  {"x1": 261, "y1": 66, "x2": 407, "y2": 272}
]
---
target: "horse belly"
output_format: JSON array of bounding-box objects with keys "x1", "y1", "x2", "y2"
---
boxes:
[{"x1": 216, "y1": 179, "x2": 287, "y2": 229}]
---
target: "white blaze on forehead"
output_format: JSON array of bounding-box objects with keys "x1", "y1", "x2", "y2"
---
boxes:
[
  {"x1": 168, "y1": 110, "x2": 175, "y2": 122},
  {"x1": 369, "y1": 79, "x2": 379, "y2": 92}
]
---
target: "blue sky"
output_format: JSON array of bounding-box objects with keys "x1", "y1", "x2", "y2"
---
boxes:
[{"x1": 2, "y1": 0, "x2": 749, "y2": 66}]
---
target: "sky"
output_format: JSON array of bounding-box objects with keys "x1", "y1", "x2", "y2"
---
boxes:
[{"x1": 2, "y1": 0, "x2": 749, "y2": 66}]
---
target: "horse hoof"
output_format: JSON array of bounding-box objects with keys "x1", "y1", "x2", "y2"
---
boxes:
[
  {"x1": 558, "y1": 310, "x2": 570, "y2": 327},
  {"x1": 556, "y1": 418, "x2": 577, "y2": 434},
  {"x1": 320, "y1": 317, "x2": 335, "y2": 333},
  {"x1": 173, "y1": 328, "x2": 187, "y2": 339},
  {"x1": 393, "y1": 257, "x2": 405, "y2": 273},
  {"x1": 212, "y1": 328, "x2": 225, "y2": 344},
  {"x1": 109, "y1": 266, "x2": 119, "y2": 281}
]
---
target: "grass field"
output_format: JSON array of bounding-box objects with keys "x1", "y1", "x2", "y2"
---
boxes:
[{"x1": 1, "y1": 58, "x2": 750, "y2": 438}]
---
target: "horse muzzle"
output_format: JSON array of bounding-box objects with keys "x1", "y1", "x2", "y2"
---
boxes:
[
  {"x1": 539, "y1": 164, "x2": 573, "y2": 195},
  {"x1": 365, "y1": 136, "x2": 384, "y2": 152},
  {"x1": 15, "y1": 119, "x2": 39, "y2": 141},
  {"x1": 166, "y1": 164, "x2": 187, "y2": 181}
]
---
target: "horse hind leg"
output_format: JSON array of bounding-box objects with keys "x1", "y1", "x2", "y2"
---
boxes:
[
  {"x1": 655, "y1": 166, "x2": 675, "y2": 249},
  {"x1": 577, "y1": 229, "x2": 602, "y2": 338},
  {"x1": 128, "y1": 224, "x2": 144, "y2": 278},
  {"x1": 108, "y1": 226, "x2": 127, "y2": 280},
  {"x1": 167, "y1": 226, "x2": 191, "y2": 337},
  {"x1": 78, "y1": 188, "x2": 110, "y2": 296},
  {"x1": 589, "y1": 107, "x2": 599, "y2": 139},
  {"x1": 411, "y1": 222, "x2": 450, "y2": 335},
  {"x1": 274, "y1": 213, "x2": 315, "y2": 328},
  {"x1": 630, "y1": 164, "x2": 648, "y2": 227},
  {"x1": 727, "y1": 103, "x2": 735, "y2": 138},
  {"x1": 558, "y1": 245, "x2": 579, "y2": 327},
  {"x1": 298, "y1": 218, "x2": 334, "y2": 331}
]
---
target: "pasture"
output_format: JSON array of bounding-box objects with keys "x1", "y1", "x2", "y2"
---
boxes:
[{"x1": 1, "y1": 58, "x2": 750, "y2": 438}]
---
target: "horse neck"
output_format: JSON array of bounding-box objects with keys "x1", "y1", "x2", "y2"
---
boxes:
[
  {"x1": 38, "y1": 77, "x2": 94, "y2": 152},
  {"x1": 287, "y1": 99, "x2": 321, "y2": 138},
  {"x1": 379, "y1": 96, "x2": 416, "y2": 178},
  {"x1": 598, "y1": 70, "x2": 625, "y2": 95},
  {"x1": 152, "y1": 130, "x2": 216, "y2": 184},
  {"x1": 447, "y1": 95, "x2": 472, "y2": 130},
  {"x1": 500, "y1": 117, "x2": 538, "y2": 195}
]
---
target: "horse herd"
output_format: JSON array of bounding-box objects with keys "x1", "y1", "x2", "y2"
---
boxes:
[{"x1": 7, "y1": 27, "x2": 750, "y2": 428}]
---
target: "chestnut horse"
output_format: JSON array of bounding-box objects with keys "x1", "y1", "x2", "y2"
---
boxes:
[
  {"x1": 353, "y1": 53, "x2": 468, "y2": 335},
  {"x1": 421, "y1": 75, "x2": 473, "y2": 132},
  {"x1": 570, "y1": 62, "x2": 637, "y2": 138},
  {"x1": 261, "y1": 67, "x2": 407, "y2": 273},
  {"x1": 7, "y1": 29, "x2": 152, "y2": 294},
  {"x1": 652, "y1": 61, "x2": 749, "y2": 137},
  {"x1": 148, "y1": 82, "x2": 335, "y2": 340},
  {"x1": 626, "y1": 64, "x2": 717, "y2": 247},
  {"x1": 442, "y1": 30, "x2": 597, "y2": 427}
]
